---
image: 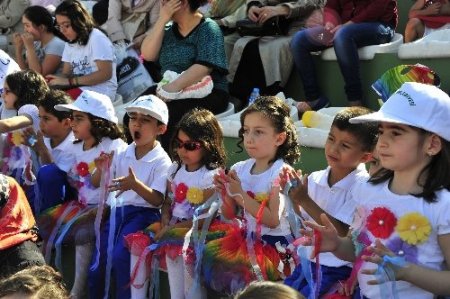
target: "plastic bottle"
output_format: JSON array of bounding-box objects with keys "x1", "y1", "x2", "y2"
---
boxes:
[
  {"x1": 301, "y1": 111, "x2": 334, "y2": 130},
  {"x1": 248, "y1": 87, "x2": 260, "y2": 106}
]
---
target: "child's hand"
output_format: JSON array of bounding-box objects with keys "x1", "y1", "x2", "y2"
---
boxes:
[
  {"x1": 213, "y1": 168, "x2": 227, "y2": 194},
  {"x1": 154, "y1": 224, "x2": 170, "y2": 240},
  {"x1": 361, "y1": 239, "x2": 409, "y2": 284},
  {"x1": 21, "y1": 128, "x2": 45, "y2": 151},
  {"x1": 94, "y1": 151, "x2": 114, "y2": 170},
  {"x1": 227, "y1": 170, "x2": 244, "y2": 200},
  {"x1": 301, "y1": 213, "x2": 341, "y2": 256},
  {"x1": 110, "y1": 167, "x2": 138, "y2": 197}
]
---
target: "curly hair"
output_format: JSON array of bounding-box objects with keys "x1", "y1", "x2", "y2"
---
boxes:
[
  {"x1": 234, "y1": 281, "x2": 304, "y2": 299},
  {"x1": 5, "y1": 70, "x2": 49, "y2": 110},
  {"x1": 238, "y1": 96, "x2": 300, "y2": 165},
  {"x1": 55, "y1": 0, "x2": 95, "y2": 45},
  {"x1": 0, "y1": 265, "x2": 69, "y2": 299},
  {"x1": 73, "y1": 113, "x2": 125, "y2": 146},
  {"x1": 170, "y1": 108, "x2": 226, "y2": 171}
]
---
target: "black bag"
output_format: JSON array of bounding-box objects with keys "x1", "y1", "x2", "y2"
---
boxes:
[{"x1": 236, "y1": 16, "x2": 290, "y2": 37}]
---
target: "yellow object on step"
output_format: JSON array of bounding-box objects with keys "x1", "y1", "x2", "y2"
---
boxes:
[{"x1": 301, "y1": 111, "x2": 334, "y2": 130}]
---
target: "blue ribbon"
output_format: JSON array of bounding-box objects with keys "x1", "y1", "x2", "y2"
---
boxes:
[
  {"x1": 375, "y1": 255, "x2": 407, "y2": 299},
  {"x1": 283, "y1": 179, "x2": 303, "y2": 239}
]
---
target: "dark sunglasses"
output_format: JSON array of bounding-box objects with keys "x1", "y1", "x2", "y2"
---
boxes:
[{"x1": 173, "y1": 139, "x2": 202, "y2": 151}]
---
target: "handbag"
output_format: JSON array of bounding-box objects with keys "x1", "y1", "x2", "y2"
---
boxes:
[{"x1": 236, "y1": 16, "x2": 291, "y2": 37}]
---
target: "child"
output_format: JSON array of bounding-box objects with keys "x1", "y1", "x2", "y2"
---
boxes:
[
  {"x1": 305, "y1": 82, "x2": 450, "y2": 298},
  {"x1": 13, "y1": 5, "x2": 66, "y2": 76},
  {"x1": 234, "y1": 281, "x2": 305, "y2": 299},
  {"x1": 50, "y1": 90, "x2": 127, "y2": 299},
  {"x1": 281, "y1": 107, "x2": 378, "y2": 297},
  {"x1": 0, "y1": 174, "x2": 45, "y2": 279},
  {"x1": 0, "y1": 70, "x2": 49, "y2": 214},
  {"x1": 88, "y1": 95, "x2": 172, "y2": 299},
  {"x1": 47, "y1": 0, "x2": 117, "y2": 101},
  {"x1": 210, "y1": 96, "x2": 301, "y2": 295},
  {"x1": 0, "y1": 49, "x2": 20, "y2": 120},
  {"x1": 0, "y1": 265, "x2": 69, "y2": 299},
  {"x1": 22, "y1": 90, "x2": 76, "y2": 214},
  {"x1": 157, "y1": 108, "x2": 226, "y2": 299}
]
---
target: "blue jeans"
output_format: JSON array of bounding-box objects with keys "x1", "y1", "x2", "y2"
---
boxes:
[
  {"x1": 290, "y1": 22, "x2": 394, "y2": 103},
  {"x1": 88, "y1": 205, "x2": 160, "y2": 299}
]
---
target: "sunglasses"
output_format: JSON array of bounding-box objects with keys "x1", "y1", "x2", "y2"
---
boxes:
[{"x1": 173, "y1": 139, "x2": 202, "y2": 151}]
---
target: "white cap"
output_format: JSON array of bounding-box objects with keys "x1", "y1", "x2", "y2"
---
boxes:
[
  {"x1": 350, "y1": 82, "x2": 450, "y2": 141},
  {"x1": 124, "y1": 95, "x2": 169, "y2": 125},
  {"x1": 54, "y1": 90, "x2": 118, "y2": 124}
]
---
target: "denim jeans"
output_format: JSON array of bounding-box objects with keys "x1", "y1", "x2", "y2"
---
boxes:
[{"x1": 290, "y1": 22, "x2": 394, "y2": 103}]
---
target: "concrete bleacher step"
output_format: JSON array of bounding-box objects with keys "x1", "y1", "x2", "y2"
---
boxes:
[
  {"x1": 321, "y1": 32, "x2": 404, "y2": 61},
  {"x1": 398, "y1": 29, "x2": 450, "y2": 59}
]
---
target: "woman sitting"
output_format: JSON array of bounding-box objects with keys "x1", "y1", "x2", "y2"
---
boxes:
[
  {"x1": 227, "y1": 0, "x2": 324, "y2": 105},
  {"x1": 140, "y1": 0, "x2": 229, "y2": 150},
  {"x1": 46, "y1": 0, "x2": 117, "y2": 101},
  {"x1": 13, "y1": 5, "x2": 66, "y2": 76}
]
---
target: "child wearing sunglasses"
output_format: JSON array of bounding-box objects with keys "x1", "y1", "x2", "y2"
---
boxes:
[
  {"x1": 209, "y1": 96, "x2": 301, "y2": 295},
  {"x1": 88, "y1": 95, "x2": 171, "y2": 299},
  {"x1": 154, "y1": 108, "x2": 226, "y2": 299}
]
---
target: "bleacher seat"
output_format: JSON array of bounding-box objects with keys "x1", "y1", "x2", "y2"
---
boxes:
[
  {"x1": 398, "y1": 29, "x2": 450, "y2": 59},
  {"x1": 321, "y1": 32, "x2": 404, "y2": 61},
  {"x1": 215, "y1": 102, "x2": 235, "y2": 119}
]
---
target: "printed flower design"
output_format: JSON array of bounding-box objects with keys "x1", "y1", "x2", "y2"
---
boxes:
[
  {"x1": 186, "y1": 187, "x2": 203, "y2": 205},
  {"x1": 366, "y1": 207, "x2": 397, "y2": 239},
  {"x1": 254, "y1": 192, "x2": 269, "y2": 203},
  {"x1": 174, "y1": 183, "x2": 188, "y2": 203},
  {"x1": 76, "y1": 162, "x2": 90, "y2": 177},
  {"x1": 396, "y1": 212, "x2": 431, "y2": 245},
  {"x1": 387, "y1": 237, "x2": 418, "y2": 264},
  {"x1": 88, "y1": 161, "x2": 96, "y2": 174},
  {"x1": 11, "y1": 131, "x2": 24, "y2": 146}
]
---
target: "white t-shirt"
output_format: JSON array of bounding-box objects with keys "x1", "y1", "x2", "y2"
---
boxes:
[
  {"x1": 168, "y1": 162, "x2": 218, "y2": 220},
  {"x1": 18, "y1": 104, "x2": 39, "y2": 132},
  {"x1": 43, "y1": 131, "x2": 75, "y2": 172},
  {"x1": 30, "y1": 36, "x2": 65, "y2": 74},
  {"x1": 62, "y1": 28, "x2": 117, "y2": 100},
  {"x1": 68, "y1": 137, "x2": 127, "y2": 205},
  {"x1": 351, "y1": 180, "x2": 450, "y2": 299},
  {"x1": 107, "y1": 142, "x2": 171, "y2": 208},
  {"x1": 231, "y1": 158, "x2": 290, "y2": 237},
  {"x1": 302, "y1": 164, "x2": 369, "y2": 268}
]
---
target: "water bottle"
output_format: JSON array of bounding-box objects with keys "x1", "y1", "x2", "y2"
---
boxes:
[{"x1": 248, "y1": 87, "x2": 260, "y2": 106}]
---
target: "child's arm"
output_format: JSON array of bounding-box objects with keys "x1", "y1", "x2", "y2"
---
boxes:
[
  {"x1": 303, "y1": 213, "x2": 357, "y2": 262},
  {"x1": 281, "y1": 167, "x2": 350, "y2": 236},
  {"x1": 0, "y1": 115, "x2": 32, "y2": 133},
  {"x1": 227, "y1": 170, "x2": 281, "y2": 228},
  {"x1": 362, "y1": 235, "x2": 450, "y2": 295},
  {"x1": 112, "y1": 167, "x2": 164, "y2": 206}
]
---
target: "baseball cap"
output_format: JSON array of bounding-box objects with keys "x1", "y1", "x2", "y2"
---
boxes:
[
  {"x1": 54, "y1": 90, "x2": 118, "y2": 124},
  {"x1": 124, "y1": 95, "x2": 169, "y2": 125},
  {"x1": 350, "y1": 82, "x2": 450, "y2": 141}
]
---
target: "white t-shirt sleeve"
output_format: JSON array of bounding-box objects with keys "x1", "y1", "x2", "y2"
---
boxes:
[
  {"x1": 436, "y1": 193, "x2": 450, "y2": 235},
  {"x1": 18, "y1": 104, "x2": 39, "y2": 131},
  {"x1": 45, "y1": 37, "x2": 65, "y2": 56},
  {"x1": 91, "y1": 29, "x2": 114, "y2": 62},
  {"x1": 149, "y1": 158, "x2": 171, "y2": 195}
]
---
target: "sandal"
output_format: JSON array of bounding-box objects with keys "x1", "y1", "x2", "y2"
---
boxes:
[{"x1": 296, "y1": 96, "x2": 330, "y2": 117}]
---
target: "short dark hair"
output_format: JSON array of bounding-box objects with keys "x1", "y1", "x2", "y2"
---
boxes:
[
  {"x1": 6, "y1": 70, "x2": 49, "y2": 110},
  {"x1": 38, "y1": 90, "x2": 73, "y2": 121},
  {"x1": 0, "y1": 265, "x2": 69, "y2": 299},
  {"x1": 332, "y1": 106, "x2": 378, "y2": 152},
  {"x1": 186, "y1": 0, "x2": 208, "y2": 12},
  {"x1": 55, "y1": 0, "x2": 95, "y2": 45}
]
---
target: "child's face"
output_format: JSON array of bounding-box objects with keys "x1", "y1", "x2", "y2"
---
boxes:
[
  {"x1": 38, "y1": 106, "x2": 71, "y2": 139},
  {"x1": 1, "y1": 83, "x2": 17, "y2": 110},
  {"x1": 55, "y1": 14, "x2": 77, "y2": 42},
  {"x1": 325, "y1": 126, "x2": 369, "y2": 175},
  {"x1": 70, "y1": 111, "x2": 92, "y2": 141},
  {"x1": 174, "y1": 130, "x2": 204, "y2": 171},
  {"x1": 376, "y1": 122, "x2": 430, "y2": 173},
  {"x1": 242, "y1": 112, "x2": 285, "y2": 162},
  {"x1": 128, "y1": 112, "x2": 166, "y2": 147},
  {"x1": 22, "y1": 16, "x2": 40, "y2": 40}
]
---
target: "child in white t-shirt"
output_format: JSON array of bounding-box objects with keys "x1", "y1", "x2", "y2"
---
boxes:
[
  {"x1": 88, "y1": 95, "x2": 171, "y2": 299},
  {"x1": 305, "y1": 82, "x2": 450, "y2": 298},
  {"x1": 49, "y1": 90, "x2": 127, "y2": 299},
  {"x1": 282, "y1": 107, "x2": 378, "y2": 297}
]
